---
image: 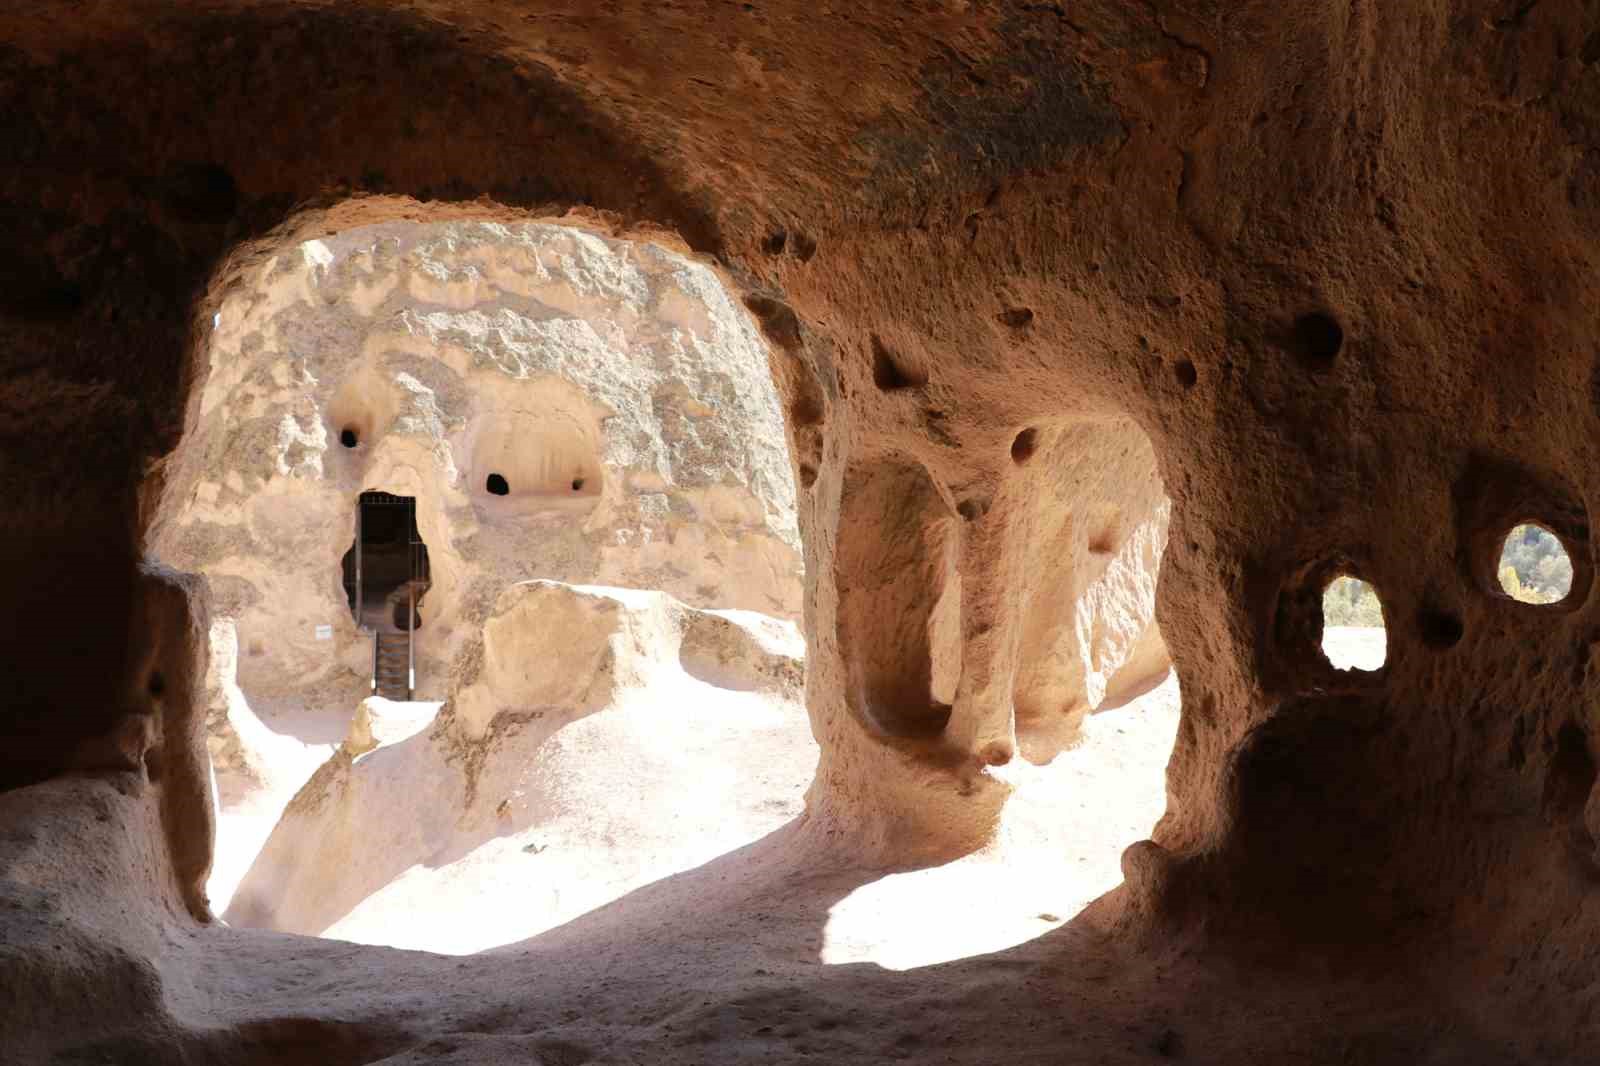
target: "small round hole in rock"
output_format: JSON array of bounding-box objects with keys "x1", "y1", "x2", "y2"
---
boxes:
[
  {"x1": 1011, "y1": 428, "x2": 1038, "y2": 465},
  {"x1": 339, "y1": 427, "x2": 359, "y2": 448},
  {"x1": 1320, "y1": 575, "x2": 1387, "y2": 671},
  {"x1": 1292, "y1": 312, "x2": 1344, "y2": 364},
  {"x1": 571, "y1": 478, "x2": 585, "y2": 492},
  {"x1": 1497, "y1": 523, "x2": 1574, "y2": 604},
  {"x1": 147, "y1": 671, "x2": 166, "y2": 698},
  {"x1": 1173, "y1": 359, "x2": 1198, "y2": 388},
  {"x1": 1418, "y1": 608, "x2": 1464, "y2": 649},
  {"x1": 485, "y1": 473, "x2": 510, "y2": 496}
]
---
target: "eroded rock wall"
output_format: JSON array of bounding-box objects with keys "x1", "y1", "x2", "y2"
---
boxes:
[
  {"x1": 3, "y1": 1, "x2": 1597, "y2": 1061},
  {"x1": 227, "y1": 581, "x2": 807, "y2": 950},
  {"x1": 148, "y1": 220, "x2": 802, "y2": 718}
]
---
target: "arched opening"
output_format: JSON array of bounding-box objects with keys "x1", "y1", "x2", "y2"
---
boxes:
[
  {"x1": 13, "y1": 7, "x2": 1600, "y2": 1059},
  {"x1": 1010, "y1": 427, "x2": 1038, "y2": 464},
  {"x1": 1008, "y1": 420, "x2": 1172, "y2": 764},
  {"x1": 834, "y1": 457, "x2": 958, "y2": 739},
  {"x1": 154, "y1": 215, "x2": 806, "y2": 950},
  {"x1": 324, "y1": 364, "x2": 399, "y2": 456},
  {"x1": 819, "y1": 416, "x2": 1177, "y2": 967},
  {"x1": 339, "y1": 491, "x2": 432, "y2": 699},
  {"x1": 466, "y1": 401, "x2": 605, "y2": 512},
  {"x1": 1497, "y1": 522, "x2": 1574, "y2": 604},
  {"x1": 1320, "y1": 574, "x2": 1388, "y2": 671}
]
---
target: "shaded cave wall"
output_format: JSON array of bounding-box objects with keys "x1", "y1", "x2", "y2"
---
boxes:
[{"x1": 1, "y1": 1, "x2": 1599, "y2": 1046}]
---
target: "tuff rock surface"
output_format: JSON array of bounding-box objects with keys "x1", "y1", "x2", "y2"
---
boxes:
[
  {"x1": 149, "y1": 219, "x2": 803, "y2": 734},
  {"x1": 227, "y1": 580, "x2": 809, "y2": 953},
  {"x1": 2, "y1": 1, "x2": 1597, "y2": 1062}
]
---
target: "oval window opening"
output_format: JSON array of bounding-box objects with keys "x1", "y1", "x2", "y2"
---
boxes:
[
  {"x1": 1497, "y1": 523, "x2": 1573, "y2": 604},
  {"x1": 485, "y1": 473, "x2": 510, "y2": 496},
  {"x1": 339, "y1": 427, "x2": 359, "y2": 448},
  {"x1": 1010, "y1": 427, "x2": 1038, "y2": 465},
  {"x1": 1321, "y1": 575, "x2": 1388, "y2": 671}
]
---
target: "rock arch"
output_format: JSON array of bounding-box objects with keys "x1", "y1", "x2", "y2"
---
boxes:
[{"x1": 4, "y1": 3, "x2": 1600, "y2": 1061}]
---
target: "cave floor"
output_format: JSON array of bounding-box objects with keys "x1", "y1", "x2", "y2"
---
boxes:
[{"x1": 6, "y1": 629, "x2": 1508, "y2": 1064}]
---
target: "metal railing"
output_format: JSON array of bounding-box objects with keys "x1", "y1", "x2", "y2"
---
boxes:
[
  {"x1": 352, "y1": 491, "x2": 430, "y2": 701},
  {"x1": 407, "y1": 539, "x2": 419, "y2": 698}
]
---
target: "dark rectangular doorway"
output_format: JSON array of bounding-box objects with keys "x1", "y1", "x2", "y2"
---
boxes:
[{"x1": 341, "y1": 491, "x2": 431, "y2": 699}]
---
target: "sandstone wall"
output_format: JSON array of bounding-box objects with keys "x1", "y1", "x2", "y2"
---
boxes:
[
  {"x1": 148, "y1": 221, "x2": 802, "y2": 717},
  {"x1": 4, "y1": 2, "x2": 1595, "y2": 1061},
  {"x1": 226, "y1": 580, "x2": 807, "y2": 948}
]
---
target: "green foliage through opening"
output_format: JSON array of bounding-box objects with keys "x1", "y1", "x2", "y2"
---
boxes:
[
  {"x1": 1322, "y1": 575, "x2": 1385, "y2": 629},
  {"x1": 1497, "y1": 524, "x2": 1572, "y2": 604}
]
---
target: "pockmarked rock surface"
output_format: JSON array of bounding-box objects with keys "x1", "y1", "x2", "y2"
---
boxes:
[
  {"x1": 148, "y1": 219, "x2": 801, "y2": 728},
  {"x1": 151, "y1": 219, "x2": 820, "y2": 921},
  {"x1": 193, "y1": 222, "x2": 1167, "y2": 956},
  {"x1": 4, "y1": 1, "x2": 1598, "y2": 1062}
]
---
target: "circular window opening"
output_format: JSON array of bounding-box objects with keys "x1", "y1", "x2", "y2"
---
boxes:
[
  {"x1": 1497, "y1": 523, "x2": 1573, "y2": 604},
  {"x1": 339, "y1": 427, "x2": 359, "y2": 449},
  {"x1": 485, "y1": 473, "x2": 510, "y2": 496},
  {"x1": 1320, "y1": 575, "x2": 1387, "y2": 671}
]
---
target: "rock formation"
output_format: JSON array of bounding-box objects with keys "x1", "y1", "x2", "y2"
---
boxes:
[
  {"x1": 149, "y1": 219, "x2": 803, "y2": 728},
  {"x1": 142, "y1": 216, "x2": 830, "y2": 925},
  {"x1": 3, "y1": 1, "x2": 1597, "y2": 1062},
  {"x1": 227, "y1": 580, "x2": 809, "y2": 952}
]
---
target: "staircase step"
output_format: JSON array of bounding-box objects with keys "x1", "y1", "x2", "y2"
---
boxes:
[{"x1": 371, "y1": 632, "x2": 414, "y2": 699}]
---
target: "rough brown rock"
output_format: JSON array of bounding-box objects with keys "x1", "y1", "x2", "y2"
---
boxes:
[{"x1": 3, "y1": 1, "x2": 1598, "y2": 1062}]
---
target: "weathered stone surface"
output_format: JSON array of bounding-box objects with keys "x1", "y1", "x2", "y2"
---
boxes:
[
  {"x1": 227, "y1": 580, "x2": 808, "y2": 950},
  {"x1": 2, "y1": 1, "x2": 1597, "y2": 1062},
  {"x1": 149, "y1": 220, "x2": 802, "y2": 716}
]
